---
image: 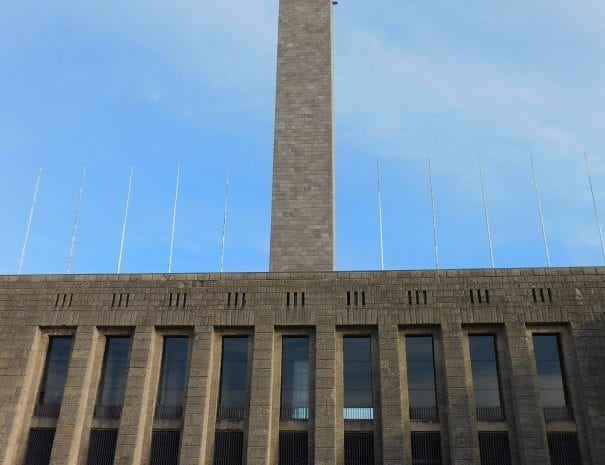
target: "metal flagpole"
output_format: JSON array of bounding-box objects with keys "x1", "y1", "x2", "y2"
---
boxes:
[
  {"x1": 168, "y1": 164, "x2": 181, "y2": 273},
  {"x1": 530, "y1": 154, "x2": 551, "y2": 267},
  {"x1": 584, "y1": 153, "x2": 605, "y2": 263},
  {"x1": 478, "y1": 156, "x2": 495, "y2": 268},
  {"x1": 428, "y1": 158, "x2": 439, "y2": 269},
  {"x1": 377, "y1": 156, "x2": 385, "y2": 271},
  {"x1": 220, "y1": 164, "x2": 231, "y2": 273},
  {"x1": 17, "y1": 168, "x2": 42, "y2": 275},
  {"x1": 117, "y1": 166, "x2": 134, "y2": 274},
  {"x1": 66, "y1": 166, "x2": 87, "y2": 274}
]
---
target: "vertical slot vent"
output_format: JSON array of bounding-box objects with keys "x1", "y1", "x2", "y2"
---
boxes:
[
  {"x1": 111, "y1": 293, "x2": 130, "y2": 308},
  {"x1": 54, "y1": 293, "x2": 73, "y2": 308},
  {"x1": 469, "y1": 289, "x2": 490, "y2": 305},
  {"x1": 286, "y1": 292, "x2": 304, "y2": 307},
  {"x1": 347, "y1": 291, "x2": 367, "y2": 306},
  {"x1": 168, "y1": 292, "x2": 187, "y2": 308},
  {"x1": 531, "y1": 287, "x2": 553, "y2": 304}
]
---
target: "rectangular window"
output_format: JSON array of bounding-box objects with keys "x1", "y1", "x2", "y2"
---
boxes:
[
  {"x1": 150, "y1": 430, "x2": 181, "y2": 465},
  {"x1": 344, "y1": 432, "x2": 374, "y2": 465},
  {"x1": 547, "y1": 432, "x2": 582, "y2": 465},
  {"x1": 280, "y1": 337, "x2": 309, "y2": 420},
  {"x1": 156, "y1": 337, "x2": 190, "y2": 419},
  {"x1": 411, "y1": 432, "x2": 442, "y2": 465},
  {"x1": 214, "y1": 431, "x2": 244, "y2": 465},
  {"x1": 532, "y1": 334, "x2": 573, "y2": 421},
  {"x1": 343, "y1": 336, "x2": 373, "y2": 420},
  {"x1": 36, "y1": 336, "x2": 73, "y2": 417},
  {"x1": 279, "y1": 432, "x2": 308, "y2": 465},
  {"x1": 218, "y1": 337, "x2": 250, "y2": 420},
  {"x1": 406, "y1": 336, "x2": 438, "y2": 421},
  {"x1": 23, "y1": 429, "x2": 55, "y2": 465},
  {"x1": 478, "y1": 432, "x2": 512, "y2": 465},
  {"x1": 95, "y1": 337, "x2": 131, "y2": 419},
  {"x1": 87, "y1": 429, "x2": 118, "y2": 465},
  {"x1": 469, "y1": 335, "x2": 504, "y2": 422}
]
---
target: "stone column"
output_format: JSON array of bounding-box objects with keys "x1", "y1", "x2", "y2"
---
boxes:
[{"x1": 314, "y1": 324, "x2": 337, "y2": 465}]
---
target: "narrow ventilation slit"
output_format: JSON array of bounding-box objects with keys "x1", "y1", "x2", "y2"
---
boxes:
[
  {"x1": 485, "y1": 289, "x2": 490, "y2": 304},
  {"x1": 547, "y1": 288, "x2": 552, "y2": 302},
  {"x1": 235, "y1": 292, "x2": 239, "y2": 307},
  {"x1": 540, "y1": 288, "x2": 545, "y2": 303},
  {"x1": 111, "y1": 293, "x2": 116, "y2": 307},
  {"x1": 532, "y1": 288, "x2": 537, "y2": 303},
  {"x1": 62, "y1": 294, "x2": 67, "y2": 307},
  {"x1": 112, "y1": 293, "x2": 130, "y2": 308},
  {"x1": 347, "y1": 292, "x2": 351, "y2": 306},
  {"x1": 415, "y1": 290, "x2": 420, "y2": 305},
  {"x1": 477, "y1": 289, "x2": 483, "y2": 304},
  {"x1": 423, "y1": 290, "x2": 428, "y2": 305},
  {"x1": 176, "y1": 293, "x2": 181, "y2": 307},
  {"x1": 125, "y1": 293, "x2": 129, "y2": 306},
  {"x1": 469, "y1": 289, "x2": 475, "y2": 304},
  {"x1": 408, "y1": 291, "x2": 412, "y2": 305},
  {"x1": 183, "y1": 292, "x2": 188, "y2": 307},
  {"x1": 287, "y1": 292, "x2": 290, "y2": 307},
  {"x1": 354, "y1": 291, "x2": 359, "y2": 306},
  {"x1": 532, "y1": 287, "x2": 553, "y2": 304},
  {"x1": 169, "y1": 292, "x2": 174, "y2": 307},
  {"x1": 301, "y1": 292, "x2": 305, "y2": 306},
  {"x1": 361, "y1": 291, "x2": 366, "y2": 306},
  {"x1": 118, "y1": 294, "x2": 123, "y2": 307},
  {"x1": 227, "y1": 292, "x2": 231, "y2": 307},
  {"x1": 55, "y1": 294, "x2": 60, "y2": 307}
]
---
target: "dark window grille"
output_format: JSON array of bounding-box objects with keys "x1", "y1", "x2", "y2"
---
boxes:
[
  {"x1": 94, "y1": 405, "x2": 122, "y2": 419},
  {"x1": 217, "y1": 406, "x2": 247, "y2": 421},
  {"x1": 87, "y1": 429, "x2": 118, "y2": 465},
  {"x1": 34, "y1": 403, "x2": 61, "y2": 418},
  {"x1": 214, "y1": 431, "x2": 244, "y2": 465},
  {"x1": 476, "y1": 406, "x2": 505, "y2": 422},
  {"x1": 23, "y1": 429, "x2": 55, "y2": 465},
  {"x1": 280, "y1": 406, "x2": 309, "y2": 421},
  {"x1": 344, "y1": 432, "x2": 374, "y2": 465},
  {"x1": 155, "y1": 406, "x2": 183, "y2": 419},
  {"x1": 411, "y1": 432, "x2": 442, "y2": 465},
  {"x1": 478, "y1": 432, "x2": 512, "y2": 465},
  {"x1": 150, "y1": 430, "x2": 181, "y2": 465},
  {"x1": 279, "y1": 432, "x2": 308, "y2": 465},
  {"x1": 409, "y1": 406, "x2": 439, "y2": 422},
  {"x1": 544, "y1": 406, "x2": 574, "y2": 422},
  {"x1": 547, "y1": 433, "x2": 582, "y2": 465}
]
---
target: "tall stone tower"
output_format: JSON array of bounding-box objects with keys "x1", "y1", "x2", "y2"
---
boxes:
[{"x1": 269, "y1": 0, "x2": 335, "y2": 272}]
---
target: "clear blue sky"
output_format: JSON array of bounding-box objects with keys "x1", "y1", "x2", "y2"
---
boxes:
[{"x1": 1, "y1": 0, "x2": 604, "y2": 275}]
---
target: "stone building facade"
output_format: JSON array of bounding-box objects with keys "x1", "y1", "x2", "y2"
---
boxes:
[
  {"x1": 1, "y1": 1, "x2": 604, "y2": 465},
  {"x1": 0, "y1": 269, "x2": 603, "y2": 465}
]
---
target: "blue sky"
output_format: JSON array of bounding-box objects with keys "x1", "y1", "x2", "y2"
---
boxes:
[{"x1": 1, "y1": 0, "x2": 604, "y2": 275}]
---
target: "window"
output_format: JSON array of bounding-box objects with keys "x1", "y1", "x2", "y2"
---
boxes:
[
  {"x1": 411, "y1": 432, "x2": 442, "y2": 465},
  {"x1": 343, "y1": 336, "x2": 373, "y2": 420},
  {"x1": 344, "y1": 432, "x2": 374, "y2": 465},
  {"x1": 156, "y1": 337, "x2": 190, "y2": 419},
  {"x1": 36, "y1": 336, "x2": 73, "y2": 417},
  {"x1": 95, "y1": 337, "x2": 131, "y2": 419},
  {"x1": 218, "y1": 337, "x2": 250, "y2": 420},
  {"x1": 23, "y1": 429, "x2": 55, "y2": 465},
  {"x1": 214, "y1": 431, "x2": 244, "y2": 465},
  {"x1": 469, "y1": 335, "x2": 504, "y2": 421},
  {"x1": 279, "y1": 432, "x2": 308, "y2": 465},
  {"x1": 150, "y1": 430, "x2": 181, "y2": 465},
  {"x1": 406, "y1": 336, "x2": 438, "y2": 421},
  {"x1": 280, "y1": 337, "x2": 309, "y2": 420},
  {"x1": 87, "y1": 430, "x2": 118, "y2": 465},
  {"x1": 532, "y1": 334, "x2": 573, "y2": 421},
  {"x1": 547, "y1": 432, "x2": 582, "y2": 465},
  {"x1": 478, "y1": 432, "x2": 512, "y2": 465}
]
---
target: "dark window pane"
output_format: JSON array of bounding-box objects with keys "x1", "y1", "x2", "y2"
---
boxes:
[
  {"x1": 158, "y1": 337, "x2": 189, "y2": 409},
  {"x1": 39, "y1": 337, "x2": 73, "y2": 407},
  {"x1": 279, "y1": 432, "x2": 308, "y2": 465},
  {"x1": 343, "y1": 337, "x2": 373, "y2": 414},
  {"x1": 478, "y1": 432, "x2": 512, "y2": 465},
  {"x1": 150, "y1": 430, "x2": 180, "y2": 465},
  {"x1": 470, "y1": 336, "x2": 497, "y2": 362},
  {"x1": 406, "y1": 336, "x2": 434, "y2": 362},
  {"x1": 411, "y1": 432, "x2": 442, "y2": 465},
  {"x1": 98, "y1": 337, "x2": 131, "y2": 408},
  {"x1": 281, "y1": 338, "x2": 309, "y2": 420},
  {"x1": 343, "y1": 337, "x2": 371, "y2": 362},
  {"x1": 532, "y1": 335, "x2": 567, "y2": 408},
  {"x1": 547, "y1": 433, "x2": 582, "y2": 465},
  {"x1": 344, "y1": 432, "x2": 374, "y2": 465},
  {"x1": 219, "y1": 338, "x2": 249, "y2": 412},
  {"x1": 23, "y1": 429, "x2": 55, "y2": 465},
  {"x1": 469, "y1": 335, "x2": 502, "y2": 411},
  {"x1": 214, "y1": 431, "x2": 244, "y2": 465},
  {"x1": 87, "y1": 429, "x2": 118, "y2": 465},
  {"x1": 406, "y1": 336, "x2": 437, "y2": 409}
]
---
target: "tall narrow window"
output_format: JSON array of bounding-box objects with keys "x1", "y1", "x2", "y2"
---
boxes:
[
  {"x1": 23, "y1": 429, "x2": 55, "y2": 465},
  {"x1": 406, "y1": 336, "x2": 438, "y2": 421},
  {"x1": 36, "y1": 336, "x2": 73, "y2": 417},
  {"x1": 469, "y1": 335, "x2": 504, "y2": 421},
  {"x1": 150, "y1": 430, "x2": 181, "y2": 465},
  {"x1": 95, "y1": 337, "x2": 131, "y2": 419},
  {"x1": 218, "y1": 337, "x2": 250, "y2": 420},
  {"x1": 280, "y1": 337, "x2": 309, "y2": 420},
  {"x1": 411, "y1": 432, "x2": 442, "y2": 465},
  {"x1": 87, "y1": 429, "x2": 118, "y2": 465},
  {"x1": 343, "y1": 336, "x2": 373, "y2": 420},
  {"x1": 532, "y1": 334, "x2": 572, "y2": 421},
  {"x1": 156, "y1": 337, "x2": 190, "y2": 419}
]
